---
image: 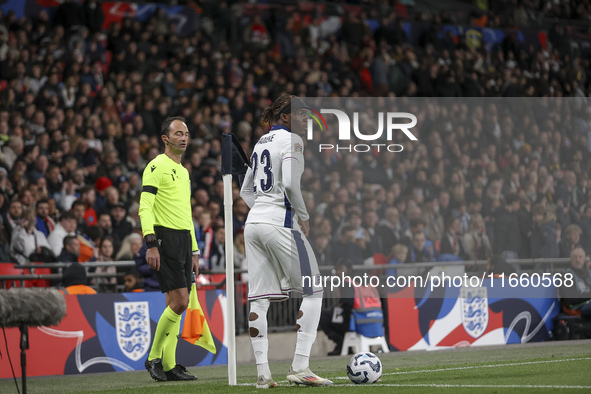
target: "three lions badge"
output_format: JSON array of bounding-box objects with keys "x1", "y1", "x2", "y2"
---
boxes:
[{"x1": 115, "y1": 302, "x2": 151, "y2": 361}]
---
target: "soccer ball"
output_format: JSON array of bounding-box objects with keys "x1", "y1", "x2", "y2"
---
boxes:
[{"x1": 346, "y1": 352, "x2": 382, "y2": 384}]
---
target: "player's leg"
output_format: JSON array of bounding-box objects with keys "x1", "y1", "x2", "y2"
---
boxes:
[
  {"x1": 249, "y1": 297, "x2": 276, "y2": 388},
  {"x1": 285, "y1": 229, "x2": 332, "y2": 386},
  {"x1": 245, "y1": 224, "x2": 280, "y2": 388}
]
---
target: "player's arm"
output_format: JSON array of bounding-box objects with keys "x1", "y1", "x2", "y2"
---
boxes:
[
  {"x1": 281, "y1": 138, "x2": 309, "y2": 222},
  {"x1": 139, "y1": 163, "x2": 161, "y2": 270},
  {"x1": 240, "y1": 165, "x2": 255, "y2": 208}
]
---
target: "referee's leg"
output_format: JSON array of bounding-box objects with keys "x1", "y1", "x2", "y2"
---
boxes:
[
  {"x1": 146, "y1": 287, "x2": 191, "y2": 381},
  {"x1": 146, "y1": 231, "x2": 196, "y2": 381}
]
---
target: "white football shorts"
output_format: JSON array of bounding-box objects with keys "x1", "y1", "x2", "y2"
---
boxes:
[{"x1": 244, "y1": 223, "x2": 323, "y2": 301}]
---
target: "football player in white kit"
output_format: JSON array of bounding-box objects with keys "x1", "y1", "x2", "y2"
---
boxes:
[{"x1": 240, "y1": 95, "x2": 332, "y2": 388}]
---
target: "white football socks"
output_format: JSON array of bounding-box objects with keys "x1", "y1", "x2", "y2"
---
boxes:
[
  {"x1": 249, "y1": 298, "x2": 271, "y2": 379},
  {"x1": 292, "y1": 296, "x2": 322, "y2": 372}
]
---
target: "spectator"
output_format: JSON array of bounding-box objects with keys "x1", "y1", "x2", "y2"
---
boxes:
[
  {"x1": 530, "y1": 203, "x2": 559, "y2": 259},
  {"x1": 109, "y1": 201, "x2": 132, "y2": 251},
  {"x1": 55, "y1": 0, "x2": 83, "y2": 30},
  {"x1": 423, "y1": 195, "x2": 444, "y2": 243},
  {"x1": 560, "y1": 224, "x2": 583, "y2": 258},
  {"x1": 57, "y1": 235, "x2": 81, "y2": 263},
  {"x1": 35, "y1": 198, "x2": 55, "y2": 237},
  {"x1": 79, "y1": 186, "x2": 98, "y2": 227},
  {"x1": 451, "y1": 200, "x2": 470, "y2": 235},
  {"x1": 406, "y1": 231, "x2": 436, "y2": 263},
  {"x1": 48, "y1": 211, "x2": 77, "y2": 257},
  {"x1": 81, "y1": 0, "x2": 104, "y2": 34},
  {"x1": 94, "y1": 236, "x2": 117, "y2": 290},
  {"x1": 0, "y1": 221, "x2": 12, "y2": 262},
  {"x1": 492, "y1": 193, "x2": 521, "y2": 260},
  {"x1": 59, "y1": 174, "x2": 79, "y2": 211},
  {"x1": 195, "y1": 210, "x2": 214, "y2": 269},
  {"x1": 347, "y1": 210, "x2": 372, "y2": 257},
  {"x1": 94, "y1": 176, "x2": 112, "y2": 214},
  {"x1": 209, "y1": 226, "x2": 226, "y2": 272},
  {"x1": 386, "y1": 244, "x2": 408, "y2": 277},
  {"x1": 560, "y1": 247, "x2": 591, "y2": 319},
  {"x1": 115, "y1": 232, "x2": 142, "y2": 261},
  {"x1": 312, "y1": 232, "x2": 332, "y2": 267},
  {"x1": 362, "y1": 210, "x2": 381, "y2": 259},
  {"x1": 3, "y1": 199, "x2": 22, "y2": 241},
  {"x1": 332, "y1": 225, "x2": 366, "y2": 266},
  {"x1": 71, "y1": 200, "x2": 88, "y2": 235},
  {"x1": 516, "y1": 197, "x2": 533, "y2": 259},
  {"x1": 11, "y1": 208, "x2": 53, "y2": 265},
  {"x1": 123, "y1": 269, "x2": 143, "y2": 293},
  {"x1": 376, "y1": 207, "x2": 404, "y2": 255},
  {"x1": 580, "y1": 204, "x2": 591, "y2": 255},
  {"x1": 439, "y1": 215, "x2": 468, "y2": 261},
  {"x1": 232, "y1": 198, "x2": 248, "y2": 237},
  {"x1": 463, "y1": 214, "x2": 492, "y2": 261}
]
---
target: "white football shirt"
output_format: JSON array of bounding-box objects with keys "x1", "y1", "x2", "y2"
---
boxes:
[{"x1": 240, "y1": 125, "x2": 309, "y2": 228}]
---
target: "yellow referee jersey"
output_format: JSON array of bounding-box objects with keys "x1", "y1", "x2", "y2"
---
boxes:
[{"x1": 139, "y1": 153, "x2": 198, "y2": 253}]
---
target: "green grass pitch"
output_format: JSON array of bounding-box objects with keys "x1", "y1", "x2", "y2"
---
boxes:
[{"x1": 1, "y1": 340, "x2": 590, "y2": 393}]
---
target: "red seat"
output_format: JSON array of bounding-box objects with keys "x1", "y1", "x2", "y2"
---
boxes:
[
  {"x1": 0, "y1": 263, "x2": 33, "y2": 289},
  {"x1": 373, "y1": 253, "x2": 387, "y2": 276},
  {"x1": 29, "y1": 264, "x2": 52, "y2": 288}
]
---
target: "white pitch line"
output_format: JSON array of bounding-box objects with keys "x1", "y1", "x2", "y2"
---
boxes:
[
  {"x1": 331, "y1": 356, "x2": 591, "y2": 380},
  {"x1": 235, "y1": 357, "x2": 591, "y2": 387},
  {"x1": 337, "y1": 384, "x2": 591, "y2": 389}
]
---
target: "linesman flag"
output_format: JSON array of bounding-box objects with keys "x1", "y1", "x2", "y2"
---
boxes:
[{"x1": 181, "y1": 282, "x2": 216, "y2": 354}]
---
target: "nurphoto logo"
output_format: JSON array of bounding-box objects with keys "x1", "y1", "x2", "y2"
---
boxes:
[{"x1": 305, "y1": 108, "x2": 418, "y2": 153}]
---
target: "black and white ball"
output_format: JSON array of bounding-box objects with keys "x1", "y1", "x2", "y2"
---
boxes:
[{"x1": 346, "y1": 352, "x2": 382, "y2": 384}]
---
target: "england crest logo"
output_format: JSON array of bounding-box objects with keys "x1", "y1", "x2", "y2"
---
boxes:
[
  {"x1": 460, "y1": 286, "x2": 488, "y2": 339},
  {"x1": 115, "y1": 302, "x2": 150, "y2": 361}
]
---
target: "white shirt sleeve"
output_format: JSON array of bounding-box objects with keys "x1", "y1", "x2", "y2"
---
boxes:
[
  {"x1": 240, "y1": 165, "x2": 255, "y2": 209},
  {"x1": 281, "y1": 137, "x2": 309, "y2": 222}
]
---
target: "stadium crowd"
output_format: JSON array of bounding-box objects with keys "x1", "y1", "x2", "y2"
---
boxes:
[{"x1": 0, "y1": 0, "x2": 589, "y2": 295}]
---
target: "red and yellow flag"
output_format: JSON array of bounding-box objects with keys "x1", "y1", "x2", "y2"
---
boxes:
[{"x1": 181, "y1": 283, "x2": 216, "y2": 354}]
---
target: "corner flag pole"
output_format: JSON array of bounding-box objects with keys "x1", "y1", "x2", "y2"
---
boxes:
[
  {"x1": 221, "y1": 132, "x2": 249, "y2": 386},
  {"x1": 222, "y1": 172, "x2": 237, "y2": 386}
]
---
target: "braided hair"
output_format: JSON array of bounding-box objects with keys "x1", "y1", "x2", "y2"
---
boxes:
[{"x1": 260, "y1": 94, "x2": 296, "y2": 125}]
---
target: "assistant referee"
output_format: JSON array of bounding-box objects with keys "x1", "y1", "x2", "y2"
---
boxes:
[{"x1": 140, "y1": 116, "x2": 199, "y2": 382}]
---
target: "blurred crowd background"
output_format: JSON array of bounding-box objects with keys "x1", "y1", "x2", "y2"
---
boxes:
[{"x1": 0, "y1": 0, "x2": 590, "y2": 291}]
